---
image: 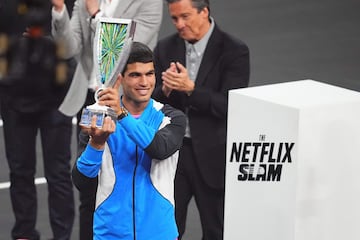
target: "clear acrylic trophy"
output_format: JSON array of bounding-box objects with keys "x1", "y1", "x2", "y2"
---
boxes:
[{"x1": 79, "y1": 17, "x2": 136, "y2": 128}]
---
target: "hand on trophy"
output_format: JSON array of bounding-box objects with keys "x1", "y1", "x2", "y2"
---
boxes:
[
  {"x1": 97, "y1": 74, "x2": 123, "y2": 115},
  {"x1": 82, "y1": 115, "x2": 116, "y2": 150},
  {"x1": 80, "y1": 74, "x2": 122, "y2": 149}
]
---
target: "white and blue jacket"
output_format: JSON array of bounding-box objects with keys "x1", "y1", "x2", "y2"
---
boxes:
[{"x1": 73, "y1": 99, "x2": 186, "y2": 240}]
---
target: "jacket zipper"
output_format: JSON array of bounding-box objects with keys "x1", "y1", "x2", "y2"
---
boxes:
[{"x1": 132, "y1": 145, "x2": 138, "y2": 240}]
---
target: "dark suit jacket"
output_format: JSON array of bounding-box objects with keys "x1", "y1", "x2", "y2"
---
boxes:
[{"x1": 152, "y1": 24, "x2": 250, "y2": 189}]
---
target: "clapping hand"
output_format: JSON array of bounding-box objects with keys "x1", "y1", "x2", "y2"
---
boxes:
[
  {"x1": 161, "y1": 62, "x2": 195, "y2": 96},
  {"x1": 51, "y1": 0, "x2": 65, "y2": 12}
]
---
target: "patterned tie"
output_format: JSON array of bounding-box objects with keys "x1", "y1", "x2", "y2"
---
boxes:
[{"x1": 187, "y1": 45, "x2": 197, "y2": 81}]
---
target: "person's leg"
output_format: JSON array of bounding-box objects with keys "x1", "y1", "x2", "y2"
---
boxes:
[
  {"x1": 1, "y1": 106, "x2": 40, "y2": 240},
  {"x1": 40, "y1": 109, "x2": 74, "y2": 240},
  {"x1": 78, "y1": 189, "x2": 96, "y2": 240},
  {"x1": 73, "y1": 131, "x2": 97, "y2": 240},
  {"x1": 193, "y1": 168, "x2": 224, "y2": 240},
  {"x1": 175, "y1": 140, "x2": 195, "y2": 239},
  {"x1": 76, "y1": 90, "x2": 96, "y2": 240}
]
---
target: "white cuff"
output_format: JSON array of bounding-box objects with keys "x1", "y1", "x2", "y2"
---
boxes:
[{"x1": 52, "y1": 6, "x2": 66, "y2": 20}]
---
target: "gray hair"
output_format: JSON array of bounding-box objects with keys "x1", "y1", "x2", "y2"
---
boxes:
[{"x1": 165, "y1": 0, "x2": 210, "y2": 13}]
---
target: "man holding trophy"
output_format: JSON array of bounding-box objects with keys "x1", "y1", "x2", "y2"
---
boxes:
[{"x1": 72, "y1": 41, "x2": 186, "y2": 239}]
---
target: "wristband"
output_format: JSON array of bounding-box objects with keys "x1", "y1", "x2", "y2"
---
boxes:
[{"x1": 117, "y1": 107, "x2": 128, "y2": 121}]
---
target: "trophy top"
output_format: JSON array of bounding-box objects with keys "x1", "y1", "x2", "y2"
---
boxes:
[{"x1": 93, "y1": 17, "x2": 135, "y2": 89}]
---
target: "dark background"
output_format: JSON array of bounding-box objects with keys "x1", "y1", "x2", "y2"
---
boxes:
[{"x1": 1, "y1": 0, "x2": 359, "y2": 239}]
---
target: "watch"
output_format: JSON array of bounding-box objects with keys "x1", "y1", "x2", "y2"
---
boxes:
[{"x1": 117, "y1": 106, "x2": 128, "y2": 120}]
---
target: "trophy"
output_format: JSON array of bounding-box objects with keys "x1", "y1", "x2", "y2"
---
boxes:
[{"x1": 79, "y1": 17, "x2": 136, "y2": 128}]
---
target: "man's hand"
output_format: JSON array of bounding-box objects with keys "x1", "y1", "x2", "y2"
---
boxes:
[
  {"x1": 161, "y1": 62, "x2": 195, "y2": 96},
  {"x1": 85, "y1": 0, "x2": 100, "y2": 16},
  {"x1": 161, "y1": 62, "x2": 176, "y2": 97},
  {"x1": 51, "y1": 0, "x2": 65, "y2": 12},
  {"x1": 97, "y1": 74, "x2": 122, "y2": 115},
  {"x1": 82, "y1": 75, "x2": 122, "y2": 150},
  {"x1": 81, "y1": 115, "x2": 116, "y2": 150}
]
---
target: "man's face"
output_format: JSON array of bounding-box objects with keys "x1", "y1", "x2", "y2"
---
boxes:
[
  {"x1": 122, "y1": 62, "x2": 155, "y2": 106},
  {"x1": 168, "y1": 0, "x2": 210, "y2": 43}
]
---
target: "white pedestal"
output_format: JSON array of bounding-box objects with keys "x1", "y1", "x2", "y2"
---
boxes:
[{"x1": 224, "y1": 80, "x2": 360, "y2": 240}]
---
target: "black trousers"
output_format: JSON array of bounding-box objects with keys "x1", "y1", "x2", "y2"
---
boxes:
[
  {"x1": 76, "y1": 89, "x2": 96, "y2": 240},
  {"x1": 175, "y1": 138, "x2": 224, "y2": 240},
  {"x1": 1, "y1": 105, "x2": 75, "y2": 240}
]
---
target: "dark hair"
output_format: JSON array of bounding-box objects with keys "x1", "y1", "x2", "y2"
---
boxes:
[
  {"x1": 122, "y1": 41, "x2": 153, "y2": 74},
  {"x1": 165, "y1": 0, "x2": 210, "y2": 13}
]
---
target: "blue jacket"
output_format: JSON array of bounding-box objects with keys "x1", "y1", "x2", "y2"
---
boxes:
[{"x1": 75, "y1": 99, "x2": 186, "y2": 240}]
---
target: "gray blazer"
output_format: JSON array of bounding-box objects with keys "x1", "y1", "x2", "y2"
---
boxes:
[{"x1": 51, "y1": 0, "x2": 163, "y2": 116}]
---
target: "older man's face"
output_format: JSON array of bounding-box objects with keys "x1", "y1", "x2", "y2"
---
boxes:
[{"x1": 168, "y1": 0, "x2": 210, "y2": 43}]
